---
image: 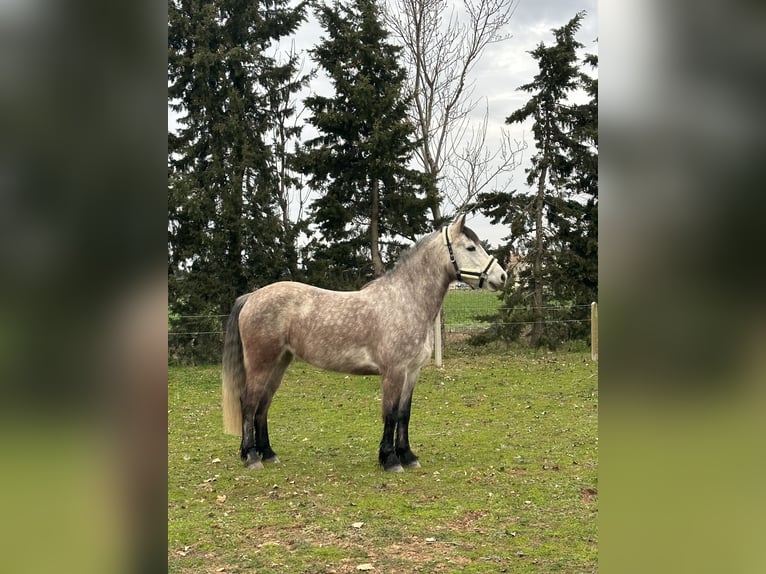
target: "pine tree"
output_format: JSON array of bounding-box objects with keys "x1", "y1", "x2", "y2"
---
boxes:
[
  {"x1": 168, "y1": 0, "x2": 306, "y2": 334},
  {"x1": 477, "y1": 12, "x2": 597, "y2": 348},
  {"x1": 300, "y1": 0, "x2": 433, "y2": 281},
  {"x1": 547, "y1": 50, "x2": 598, "y2": 340},
  {"x1": 264, "y1": 44, "x2": 314, "y2": 281}
]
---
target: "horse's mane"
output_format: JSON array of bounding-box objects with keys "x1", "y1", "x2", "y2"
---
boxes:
[
  {"x1": 391, "y1": 232, "x2": 435, "y2": 268},
  {"x1": 360, "y1": 232, "x2": 435, "y2": 289},
  {"x1": 361, "y1": 225, "x2": 479, "y2": 289}
]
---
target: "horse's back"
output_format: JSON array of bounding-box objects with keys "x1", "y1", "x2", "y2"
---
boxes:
[
  {"x1": 238, "y1": 282, "x2": 383, "y2": 374},
  {"x1": 239, "y1": 281, "x2": 327, "y2": 337},
  {"x1": 242, "y1": 281, "x2": 365, "y2": 320}
]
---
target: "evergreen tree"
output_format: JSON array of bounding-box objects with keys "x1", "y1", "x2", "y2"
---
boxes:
[
  {"x1": 548, "y1": 50, "x2": 598, "y2": 340},
  {"x1": 300, "y1": 0, "x2": 433, "y2": 281},
  {"x1": 301, "y1": 234, "x2": 375, "y2": 290},
  {"x1": 265, "y1": 45, "x2": 314, "y2": 281},
  {"x1": 168, "y1": 0, "x2": 306, "y2": 336},
  {"x1": 477, "y1": 12, "x2": 597, "y2": 348}
]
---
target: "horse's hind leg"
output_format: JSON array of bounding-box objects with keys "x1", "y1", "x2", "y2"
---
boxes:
[
  {"x1": 254, "y1": 350, "x2": 292, "y2": 464},
  {"x1": 241, "y1": 350, "x2": 292, "y2": 469},
  {"x1": 240, "y1": 374, "x2": 266, "y2": 469}
]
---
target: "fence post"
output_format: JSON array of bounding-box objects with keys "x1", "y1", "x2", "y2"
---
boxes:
[
  {"x1": 590, "y1": 302, "x2": 598, "y2": 361},
  {"x1": 433, "y1": 312, "x2": 443, "y2": 367}
]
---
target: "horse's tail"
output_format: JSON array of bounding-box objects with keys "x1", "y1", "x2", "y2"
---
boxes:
[{"x1": 222, "y1": 294, "x2": 250, "y2": 435}]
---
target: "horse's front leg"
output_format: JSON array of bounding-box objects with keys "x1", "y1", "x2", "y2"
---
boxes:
[
  {"x1": 379, "y1": 369, "x2": 405, "y2": 472},
  {"x1": 395, "y1": 368, "x2": 420, "y2": 468}
]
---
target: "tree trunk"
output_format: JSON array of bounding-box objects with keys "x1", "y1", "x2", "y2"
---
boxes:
[
  {"x1": 530, "y1": 162, "x2": 546, "y2": 348},
  {"x1": 370, "y1": 178, "x2": 385, "y2": 277},
  {"x1": 429, "y1": 194, "x2": 442, "y2": 229},
  {"x1": 274, "y1": 117, "x2": 300, "y2": 282}
]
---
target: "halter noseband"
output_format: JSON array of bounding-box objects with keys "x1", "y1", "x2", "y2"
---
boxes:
[{"x1": 443, "y1": 227, "x2": 498, "y2": 289}]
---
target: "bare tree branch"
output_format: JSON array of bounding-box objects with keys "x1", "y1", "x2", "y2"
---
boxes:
[
  {"x1": 385, "y1": 0, "x2": 520, "y2": 223},
  {"x1": 444, "y1": 99, "x2": 527, "y2": 211}
]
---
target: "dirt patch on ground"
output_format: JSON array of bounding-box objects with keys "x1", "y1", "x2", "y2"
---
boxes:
[
  {"x1": 326, "y1": 538, "x2": 473, "y2": 574},
  {"x1": 446, "y1": 509, "x2": 491, "y2": 533},
  {"x1": 580, "y1": 487, "x2": 597, "y2": 505},
  {"x1": 224, "y1": 522, "x2": 478, "y2": 574}
]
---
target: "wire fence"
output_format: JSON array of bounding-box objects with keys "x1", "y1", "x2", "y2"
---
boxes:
[
  {"x1": 168, "y1": 292, "x2": 595, "y2": 364},
  {"x1": 442, "y1": 293, "x2": 591, "y2": 332}
]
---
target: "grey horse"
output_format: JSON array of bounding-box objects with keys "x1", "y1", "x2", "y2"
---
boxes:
[{"x1": 222, "y1": 214, "x2": 506, "y2": 472}]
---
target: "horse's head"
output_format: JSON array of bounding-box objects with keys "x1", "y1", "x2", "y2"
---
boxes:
[{"x1": 443, "y1": 214, "x2": 507, "y2": 291}]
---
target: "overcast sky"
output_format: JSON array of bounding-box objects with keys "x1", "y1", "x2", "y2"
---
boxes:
[
  {"x1": 289, "y1": 0, "x2": 597, "y2": 247},
  {"x1": 169, "y1": 0, "x2": 598, "y2": 248},
  {"x1": 437, "y1": 0, "x2": 598, "y2": 246}
]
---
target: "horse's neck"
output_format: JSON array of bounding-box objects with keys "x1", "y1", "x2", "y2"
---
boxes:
[{"x1": 383, "y1": 234, "x2": 451, "y2": 321}]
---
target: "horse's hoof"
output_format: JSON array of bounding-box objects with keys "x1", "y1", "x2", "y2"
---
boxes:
[
  {"x1": 385, "y1": 464, "x2": 405, "y2": 473},
  {"x1": 404, "y1": 460, "x2": 421, "y2": 468},
  {"x1": 262, "y1": 455, "x2": 280, "y2": 464},
  {"x1": 245, "y1": 452, "x2": 264, "y2": 470}
]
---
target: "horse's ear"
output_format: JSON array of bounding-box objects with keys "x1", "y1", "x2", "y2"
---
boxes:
[{"x1": 450, "y1": 213, "x2": 466, "y2": 234}]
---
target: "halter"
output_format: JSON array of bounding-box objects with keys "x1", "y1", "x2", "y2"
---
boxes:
[{"x1": 443, "y1": 227, "x2": 498, "y2": 289}]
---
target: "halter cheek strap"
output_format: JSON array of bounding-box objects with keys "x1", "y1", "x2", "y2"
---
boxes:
[
  {"x1": 444, "y1": 227, "x2": 462, "y2": 282},
  {"x1": 443, "y1": 227, "x2": 498, "y2": 288}
]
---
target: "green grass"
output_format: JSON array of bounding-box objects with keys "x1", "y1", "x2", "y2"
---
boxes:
[
  {"x1": 443, "y1": 289, "x2": 504, "y2": 329},
  {"x1": 168, "y1": 351, "x2": 597, "y2": 573}
]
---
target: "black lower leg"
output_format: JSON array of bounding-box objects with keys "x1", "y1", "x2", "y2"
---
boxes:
[
  {"x1": 395, "y1": 396, "x2": 419, "y2": 466},
  {"x1": 255, "y1": 415, "x2": 278, "y2": 461},
  {"x1": 240, "y1": 407, "x2": 259, "y2": 464},
  {"x1": 240, "y1": 386, "x2": 263, "y2": 467},
  {"x1": 378, "y1": 404, "x2": 401, "y2": 470}
]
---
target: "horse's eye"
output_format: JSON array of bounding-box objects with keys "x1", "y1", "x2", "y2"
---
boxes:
[{"x1": 466, "y1": 245, "x2": 477, "y2": 252}]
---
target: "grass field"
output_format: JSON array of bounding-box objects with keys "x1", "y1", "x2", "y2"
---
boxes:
[
  {"x1": 442, "y1": 289, "x2": 503, "y2": 330},
  {"x1": 168, "y1": 351, "x2": 597, "y2": 573}
]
